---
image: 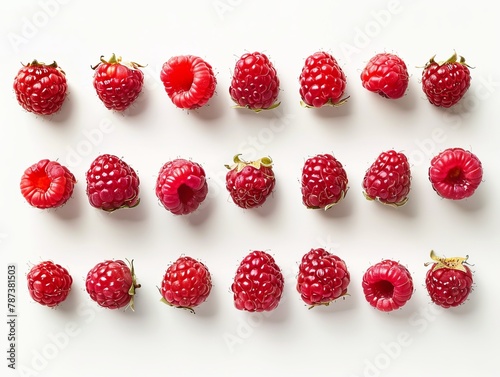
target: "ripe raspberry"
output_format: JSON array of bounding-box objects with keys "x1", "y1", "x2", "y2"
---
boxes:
[
  {"x1": 428, "y1": 147, "x2": 483, "y2": 200},
  {"x1": 160, "y1": 55, "x2": 217, "y2": 110},
  {"x1": 156, "y1": 158, "x2": 208, "y2": 215},
  {"x1": 27, "y1": 261, "x2": 73, "y2": 307},
  {"x1": 160, "y1": 256, "x2": 212, "y2": 313},
  {"x1": 421, "y1": 52, "x2": 471, "y2": 108},
  {"x1": 299, "y1": 51, "x2": 348, "y2": 108},
  {"x1": 425, "y1": 250, "x2": 473, "y2": 308},
  {"x1": 296, "y1": 248, "x2": 350, "y2": 307},
  {"x1": 225, "y1": 154, "x2": 275, "y2": 209},
  {"x1": 229, "y1": 51, "x2": 280, "y2": 111},
  {"x1": 301, "y1": 153, "x2": 348, "y2": 210},
  {"x1": 92, "y1": 53, "x2": 144, "y2": 111},
  {"x1": 85, "y1": 259, "x2": 140, "y2": 310},
  {"x1": 20, "y1": 159, "x2": 76, "y2": 209},
  {"x1": 13, "y1": 60, "x2": 68, "y2": 115},
  {"x1": 362, "y1": 259, "x2": 414, "y2": 312},
  {"x1": 360, "y1": 52, "x2": 409, "y2": 99},
  {"x1": 362, "y1": 150, "x2": 411, "y2": 206},
  {"x1": 86, "y1": 154, "x2": 140, "y2": 211},
  {"x1": 232, "y1": 250, "x2": 284, "y2": 312}
]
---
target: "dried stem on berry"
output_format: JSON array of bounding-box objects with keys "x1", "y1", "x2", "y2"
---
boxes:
[
  {"x1": 233, "y1": 101, "x2": 281, "y2": 112},
  {"x1": 225, "y1": 154, "x2": 273, "y2": 172},
  {"x1": 126, "y1": 259, "x2": 141, "y2": 311},
  {"x1": 424, "y1": 250, "x2": 472, "y2": 272}
]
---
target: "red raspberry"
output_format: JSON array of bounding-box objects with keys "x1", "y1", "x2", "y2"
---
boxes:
[
  {"x1": 360, "y1": 52, "x2": 409, "y2": 99},
  {"x1": 362, "y1": 150, "x2": 411, "y2": 206},
  {"x1": 362, "y1": 259, "x2": 414, "y2": 312},
  {"x1": 20, "y1": 159, "x2": 76, "y2": 209},
  {"x1": 156, "y1": 158, "x2": 208, "y2": 215},
  {"x1": 27, "y1": 261, "x2": 73, "y2": 307},
  {"x1": 13, "y1": 60, "x2": 67, "y2": 115},
  {"x1": 425, "y1": 250, "x2": 473, "y2": 308},
  {"x1": 428, "y1": 147, "x2": 483, "y2": 200},
  {"x1": 301, "y1": 153, "x2": 348, "y2": 210},
  {"x1": 160, "y1": 55, "x2": 217, "y2": 110},
  {"x1": 421, "y1": 52, "x2": 471, "y2": 108},
  {"x1": 296, "y1": 248, "x2": 350, "y2": 307},
  {"x1": 160, "y1": 256, "x2": 212, "y2": 313},
  {"x1": 225, "y1": 155, "x2": 275, "y2": 209},
  {"x1": 299, "y1": 51, "x2": 348, "y2": 108},
  {"x1": 229, "y1": 51, "x2": 280, "y2": 111},
  {"x1": 85, "y1": 259, "x2": 140, "y2": 310},
  {"x1": 92, "y1": 53, "x2": 144, "y2": 111},
  {"x1": 85, "y1": 154, "x2": 140, "y2": 211},
  {"x1": 232, "y1": 250, "x2": 284, "y2": 312}
]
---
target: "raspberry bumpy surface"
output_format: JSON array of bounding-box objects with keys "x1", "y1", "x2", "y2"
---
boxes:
[
  {"x1": 360, "y1": 52, "x2": 409, "y2": 99},
  {"x1": 27, "y1": 261, "x2": 73, "y2": 307}
]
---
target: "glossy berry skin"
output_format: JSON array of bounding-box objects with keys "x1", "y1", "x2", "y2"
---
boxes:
[
  {"x1": 160, "y1": 256, "x2": 212, "y2": 312},
  {"x1": 160, "y1": 55, "x2": 217, "y2": 109},
  {"x1": 362, "y1": 150, "x2": 411, "y2": 206},
  {"x1": 20, "y1": 159, "x2": 76, "y2": 209},
  {"x1": 362, "y1": 259, "x2": 414, "y2": 312},
  {"x1": 301, "y1": 154, "x2": 348, "y2": 210},
  {"x1": 421, "y1": 52, "x2": 471, "y2": 108},
  {"x1": 428, "y1": 147, "x2": 482, "y2": 200},
  {"x1": 85, "y1": 259, "x2": 140, "y2": 310},
  {"x1": 27, "y1": 261, "x2": 73, "y2": 307},
  {"x1": 13, "y1": 60, "x2": 67, "y2": 115},
  {"x1": 225, "y1": 155, "x2": 275, "y2": 209},
  {"x1": 299, "y1": 51, "x2": 347, "y2": 108},
  {"x1": 425, "y1": 251, "x2": 473, "y2": 308},
  {"x1": 156, "y1": 159, "x2": 208, "y2": 215},
  {"x1": 229, "y1": 52, "x2": 280, "y2": 111},
  {"x1": 296, "y1": 248, "x2": 350, "y2": 307},
  {"x1": 360, "y1": 52, "x2": 409, "y2": 99},
  {"x1": 86, "y1": 154, "x2": 140, "y2": 211},
  {"x1": 232, "y1": 250, "x2": 284, "y2": 312},
  {"x1": 92, "y1": 53, "x2": 144, "y2": 111}
]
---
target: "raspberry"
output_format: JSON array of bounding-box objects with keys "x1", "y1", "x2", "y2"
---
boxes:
[
  {"x1": 425, "y1": 250, "x2": 473, "y2": 308},
  {"x1": 27, "y1": 261, "x2": 73, "y2": 307},
  {"x1": 301, "y1": 153, "x2": 348, "y2": 210},
  {"x1": 85, "y1": 259, "x2": 140, "y2": 310},
  {"x1": 20, "y1": 159, "x2": 76, "y2": 209},
  {"x1": 155, "y1": 158, "x2": 208, "y2": 215},
  {"x1": 360, "y1": 52, "x2": 409, "y2": 99},
  {"x1": 92, "y1": 53, "x2": 144, "y2": 111},
  {"x1": 225, "y1": 155, "x2": 275, "y2": 209},
  {"x1": 299, "y1": 51, "x2": 348, "y2": 108},
  {"x1": 421, "y1": 52, "x2": 471, "y2": 108},
  {"x1": 232, "y1": 250, "x2": 284, "y2": 312},
  {"x1": 362, "y1": 150, "x2": 411, "y2": 206},
  {"x1": 229, "y1": 51, "x2": 280, "y2": 111},
  {"x1": 13, "y1": 60, "x2": 68, "y2": 115},
  {"x1": 160, "y1": 55, "x2": 217, "y2": 110},
  {"x1": 428, "y1": 147, "x2": 483, "y2": 200},
  {"x1": 160, "y1": 256, "x2": 212, "y2": 313},
  {"x1": 362, "y1": 259, "x2": 414, "y2": 312},
  {"x1": 85, "y1": 154, "x2": 140, "y2": 211},
  {"x1": 296, "y1": 248, "x2": 350, "y2": 307}
]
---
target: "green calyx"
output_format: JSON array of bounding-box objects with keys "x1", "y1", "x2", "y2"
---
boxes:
[
  {"x1": 300, "y1": 96, "x2": 350, "y2": 109},
  {"x1": 126, "y1": 259, "x2": 141, "y2": 311},
  {"x1": 424, "y1": 250, "x2": 471, "y2": 272},
  {"x1": 362, "y1": 191, "x2": 408, "y2": 208},
  {"x1": 232, "y1": 101, "x2": 281, "y2": 113},
  {"x1": 424, "y1": 51, "x2": 473, "y2": 69},
  {"x1": 92, "y1": 53, "x2": 145, "y2": 70},
  {"x1": 225, "y1": 154, "x2": 273, "y2": 172}
]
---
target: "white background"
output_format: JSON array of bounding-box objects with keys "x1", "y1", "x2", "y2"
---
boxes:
[{"x1": 1, "y1": 0, "x2": 499, "y2": 376}]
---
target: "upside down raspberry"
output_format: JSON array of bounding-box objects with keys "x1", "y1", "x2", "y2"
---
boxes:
[
  {"x1": 299, "y1": 51, "x2": 348, "y2": 108},
  {"x1": 424, "y1": 250, "x2": 473, "y2": 308},
  {"x1": 92, "y1": 53, "x2": 145, "y2": 111},
  {"x1": 155, "y1": 158, "x2": 208, "y2": 215},
  {"x1": 13, "y1": 60, "x2": 68, "y2": 115},
  {"x1": 362, "y1": 259, "x2": 414, "y2": 312},
  {"x1": 232, "y1": 250, "x2": 284, "y2": 312},
  {"x1": 229, "y1": 51, "x2": 280, "y2": 111},
  {"x1": 27, "y1": 261, "x2": 73, "y2": 307},
  {"x1": 360, "y1": 52, "x2": 409, "y2": 99},
  {"x1": 20, "y1": 159, "x2": 76, "y2": 209},
  {"x1": 296, "y1": 248, "x2": 350, "y2": 307},
  {"x1": 160, "y1": 256, "x2": 212, "y2": 313},
  {"x1": 160, "y1": 55, "x2": 217, "y2": 110},
  {"x1": 301, "y1": 153, "x2": 348, "y2": 210}
]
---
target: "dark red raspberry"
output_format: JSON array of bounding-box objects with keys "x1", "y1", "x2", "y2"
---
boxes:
[
  {"x1": 27, "y1": 261, "x2": 73, "y2": 307},
  {"x1": 360, "y1": 52, "x2": 409, "y2": 99}
]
